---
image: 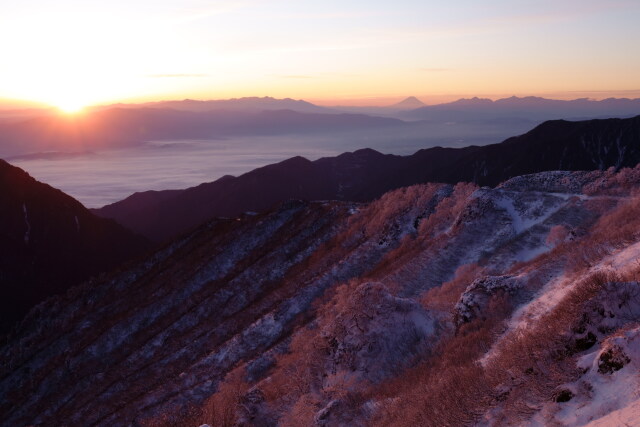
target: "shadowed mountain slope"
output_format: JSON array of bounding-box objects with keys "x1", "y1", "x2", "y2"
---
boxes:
[
  {"x1": 95, "y1": 116, "x2": 640, "y2": 242},
  {"x1": 0, "y1": 160, "x2": 151, "y2": 334}
]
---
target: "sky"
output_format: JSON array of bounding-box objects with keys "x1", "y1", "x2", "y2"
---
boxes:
[{"x1": 1, "y1": 0, "x2": 640, "y2": 109}]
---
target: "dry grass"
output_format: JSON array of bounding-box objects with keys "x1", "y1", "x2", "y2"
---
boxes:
[
  {"x1": 197, "y1": 371, "x2": 246, "y2": 427},
  {"x1": 142, "y1": 179, "x2": 640, "y2": 426},
  {"x1": 420, "y1": 263, "x2": 484, "y2": 313},
  {"x1": 368, "y1": 267, "x2": 629, "y2": 426},
  {"x1": 370, "y1": 316, "x2": 501, "y2": 426}
]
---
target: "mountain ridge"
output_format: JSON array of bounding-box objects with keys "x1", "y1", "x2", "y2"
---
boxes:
[
  {"x1": 94, "y1": 115, "x2": 640, "y2": 242},
  {"x1": 402, "y1": 95, "x2": 640, "y2": 121},
  {"x1": 0, "y1": 159, "x2": 151, "y2": 334},
  {"x1": 104, "y1": 96, "x2": 337, "y2": 114}
]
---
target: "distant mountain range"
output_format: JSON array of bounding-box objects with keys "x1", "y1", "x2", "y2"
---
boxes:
[
  {"x1": 2, "y1": 95, "x2": 639, "y2": 157},
  {"x1": 327, "y1": 96, "x2": 428, "y2": 117},
  {"x1": 101, "y1": 95, "x2": 423, "y2": 114},
  {"x1": 401, "y1": 96, "x2": 640, "y2": 122},
  {"x1": 94, "y1": 115, "x2": 640, "y2": 242},
  {"x1": 105, "y1": 96, "x2": 336, "y2": 114},
  {"x1": 0, "y1": 160, "x2": 150, "y2": 334},
  {"x1": 101, "y1": 95, "x2": 640, "y2": 120}
]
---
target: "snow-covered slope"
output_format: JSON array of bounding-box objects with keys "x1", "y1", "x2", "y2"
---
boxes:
[{"x1": 4, "y1": 167, "x2": 640, "y2": 426}]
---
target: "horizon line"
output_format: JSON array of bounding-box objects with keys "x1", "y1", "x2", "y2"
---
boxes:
[{"x1": 3, "y1": 91, "x2": 640, "y2": 111}]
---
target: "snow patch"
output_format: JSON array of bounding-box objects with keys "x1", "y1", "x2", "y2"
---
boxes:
[
  {"x1": 583, "y1": 398, "x2": 640, "y2": 426},
  {"x1": 602, "y1": 241, "x2": 640, "y2": 275},
  {"x1": 552, "y1": 326, "x2": 640, "y2": 426},
  {"x1": 509, "y1": 276, "x2": 570, "y2": 332},
  {"x1": 492, "y1": 191, "x2": 559, "y2": 235}
]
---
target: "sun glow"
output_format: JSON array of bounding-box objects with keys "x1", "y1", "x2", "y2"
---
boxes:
[
  {"x1": 56, "y1": 100, "x2": 86, "y2": 114},
  {"x1": 0, "y1": 1, "x2": 639, "y2": 107}
]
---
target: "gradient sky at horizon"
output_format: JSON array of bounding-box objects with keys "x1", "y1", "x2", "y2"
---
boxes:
[{"x1": 2, "y1": 0, "x2": 640, "y2": 108}]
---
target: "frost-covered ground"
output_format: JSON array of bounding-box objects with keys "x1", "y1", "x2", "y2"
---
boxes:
[{"x1": 3, "y1": 166, "x2": 640, "y2": 426}]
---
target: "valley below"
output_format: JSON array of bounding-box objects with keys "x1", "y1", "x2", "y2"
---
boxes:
[{"x1": 7, "y1": 119, "x2": 531, "y2": 208}]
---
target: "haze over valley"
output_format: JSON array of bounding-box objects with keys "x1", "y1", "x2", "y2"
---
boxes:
[{"x1": 4, "y1": 95, "x2": 640, "y2": 207}]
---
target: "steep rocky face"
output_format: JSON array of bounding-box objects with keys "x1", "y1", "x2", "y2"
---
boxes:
[
  {"x1": 5, "y1": 166, "x2": 640, "y2": 426},
  {"x1": 94, "y1": 116, "x2": 640, "y2": 242},
  {"x1": 0, "y1": 160, "x2": 151, "y2": 335}
]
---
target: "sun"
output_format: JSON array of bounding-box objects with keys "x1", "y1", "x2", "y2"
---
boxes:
[{"x1": 56, "y1": 101, "x2": 86, "y2": 114}]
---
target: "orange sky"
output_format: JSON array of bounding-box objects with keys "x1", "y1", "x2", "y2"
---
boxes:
[{"x1": 1, "y1": 0, "x2": 640, "y2": 110}]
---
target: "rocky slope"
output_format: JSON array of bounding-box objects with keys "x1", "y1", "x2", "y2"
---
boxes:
[
  {"x1": 0, "y1": 160, "x2": 151, "y2": 335},
  {"x1": 5, "y1": 165, "x2": 640, "y2": 426},
  {"x1": 95, "y1": 115, "x2": 640, "y2": 242}
]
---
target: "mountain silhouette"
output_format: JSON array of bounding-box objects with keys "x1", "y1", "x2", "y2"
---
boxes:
[
  {"x1": 114, "y1": 96, "x2": 337, "y2": 114},
  {"x1": 0, "y1": 160, "x2": 151, "y2": 334},
  {"x1": 94, "y1": 116, "x2": 640, "y2": 242},
  {"x1": 390, "y1": 96, "x2": 426, "y2": 109},
  {"x1": 402, "y1": 95, "x2": 640, "y2": 122}
]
